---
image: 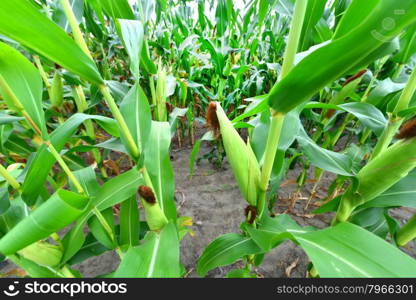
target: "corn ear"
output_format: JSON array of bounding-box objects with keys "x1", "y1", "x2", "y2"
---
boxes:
[
  {"x1": 215, "y1": 102, "x2": 261, "y2": 206},
  {"x1": 155, "y1": 64, "x2": 167, "y2": 121},
  {"x1": 141, "y1": 199, "x2": 168, "y2": 231},
  {"x1": 18, "y1": 241, "x2": 62, "y2": 267},
  {"x1": 50, "y1": 72, "x2": 63, "y2": 108},
  {"x1": 139, "y1": 185, "x2": 168, "y2": 231},
  {"x1": 335, "y1": 137, "x2": 416, "y2": 223}
]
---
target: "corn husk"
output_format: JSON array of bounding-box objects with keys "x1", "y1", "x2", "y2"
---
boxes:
[
  {"x1": 215, "y1": 102, "x2": 261, "y2": 206},
  {"x1": 336, "y1": 137, "x2": 416, "y2": 222},
  {"x1": 50, "y1": 72, "x2": 63, "y2": 108},
  {"x1": 18, "y1": 241, "x2": 62, "y2": 267}
]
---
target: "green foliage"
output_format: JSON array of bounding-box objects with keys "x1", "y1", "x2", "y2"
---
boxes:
[{"x1": 0, "y1": 0, "x2": 415, "y2": 279}]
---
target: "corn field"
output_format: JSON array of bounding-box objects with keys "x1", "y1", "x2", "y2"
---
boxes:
[{"x1": 0, "y1": 0, "x2": 415, "y2": 278}]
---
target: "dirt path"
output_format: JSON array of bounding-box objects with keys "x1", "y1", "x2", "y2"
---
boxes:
[{"x1": 173, "y1": 144, "x2": 334, "y2": 277}]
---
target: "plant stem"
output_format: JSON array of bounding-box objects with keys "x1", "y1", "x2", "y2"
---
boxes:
[
  {"x1": 396, "y1": 214, "x2": 416, "y2": 246},
  {"x1": 59, "y1": 0, "x2": 93, "y2": 60},
  {"x1": 279, "y1": 0, "x2": 308, "y2": 79},
  {"x1": 0, "y1": 75, "x2": 43, "y2": 137},
  {"x1": 370, "y1": 118, "x2": 401, "y2": 159},
  {"x1": 0, "y1": 164, "x2": 21, "y2": 190},
  {"x1": 257, "y1": 0, "x2": 307, "y2": 217},
  {"x1": 393, "y1": 66, "x2": 416, "y2": 113},
  {"x1": 392, "y1": 64, "x2": 404, "y2": 80},
  {"x1": 257, "y1": 113, "x2": 284, "y2": 216},
  {"x1": 100, "y1": 85, "x2": 140, "y2": 158},
  {"x1": 33, "y1": 55, "x2": 52, "y2": 96},
  {"x1": 72, "y1": 85, "x2": 88, "y2": 113},
  {"x1": 371, "y1": 67, "x2": 416, "y2": 160},
  {"x1": 60, "y1": 0, "x2": 140, "y2": 159},
  {"x1": 45, "y1": 141, "x2": 85, "y2": 194},
  {"x1": 72, "y1": 85, "x2": 103, "y2": 169},
  {"x1": 1, "y1": 69, "x2": 86, "y2": 195}
]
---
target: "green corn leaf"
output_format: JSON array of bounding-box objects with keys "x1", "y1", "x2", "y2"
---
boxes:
[
  {"x1": 359, "y1": 170, "x2": 416, "y2": 209},
  {"x1": 88, "y1": 207, "x2": 116, "y2": 249},
  {"x1": 144, "y1": 121, "x2": 177, "y2": 221},
  {"x1": 72, "y1": 166, "x2": 101, "y2": 196},
  {"x1": 268, "y1": 0, "x2": 416, "y2": 113},
  {"x1": 99, "y1": 0, "x2": 134, "y2": 20},
  {"x1": 299, "y1": 0, "x2": 327, "y2": 51},
  {"x1": 0, "y1": 113, "x2": 24, "y2": 125},
  {"x1": 339, "y1": 102, "x2": 387, "y2": 136},
  {"x1": 93, "y1": 167, "x2": 143, "y2": 211},
  {"x1": 393, "y1": 23, "x2": 416, "y2": 65},
  {"x1": 0, "y1": 42, "x2": 48, "y2": 138},
  {"x1": 94, "y1": 0, "x2": 155, "y2": 74},
  {"x1": 114, "y1": 221, "x2": 180, "y2": 278},
  {"x1": 61, "y1": 168, "x2": 143, "y2": 263},
  {"x1": 61, "y1": 217, "x2": 87, "y2": 264},
  {"x1": 333, "y1": 0, "x2": 379, "y2": 39},
  {"x1": 9, "y1": 255, "x2": 63, "y2": 278},
  {"x1": 247, "y1": 216, "x2": 416, "y2": 277},
  {"x1": 169, "y1": 107, "x2": 188, "y2": 136},
  {"x1": 196, "y1": 233, "x2": 262, "y2": 277},
  {"x1": 120, "y1": 84, "x2": 151, "y2": 156},
  {"x1": 226, "y1": 269, "x2": 257, "y2": 278},
  {"x1": 355, "y1": 138, "x2": 416, "y2": 206},
  {"x1": 189, "y1": 131, "x2": 215, "y2": 178},
  {"x1": 0, "y1": 196, "x2": 28, "y2": 236},
  {"x1": 0, "y1": 0, "x2": 103, "y2": 85},
  {"x1": 0, "y1": 188, "x2": 10, "y2": 215},
  {"x1": 22, "y1": 113, "x2": 118, "y2": 205},
  {"x1": 197, "y1": 0, "x2": 206, "y2": 29},
  {"x1": 53, "y1": 0, "x2": 84, "y2": 33},
  {"x1": 118, "y1": 19, "x2": 144, "y2": 80},
  {"x1": 232, "y1": 94, "x2": 269, "y2": 123},
  {"x1": 258, "y1": 0, "x2": 268, "y2": 29},
  {"x1": 119, "y1": 195, "x2": 140, "y2": 248},
  {"x1": 215, "y1": 0, "x2": 228, "y2": 37},
  {"x1": 251, "y1": 109, "x2": 301, "y2": 163},
  {"x1": 60, "y1": 166, "x2": 100, "y2": 263},
  {"x1": 4, "y1": 135, "x2": 35, "y2": 157},
  {"x1": 297, "y1": 128, "x2": 353, "y2": 176},
  {"x1": 349, "y1": 207, "x2": 390, "y2": 238},
  {"x1": 67, "y1": 232, "x2": 111, "y2": 266},
  {"x1": 0, "y1": 189, "x2": 88, "y2": 255},
  {"x1": 336, "y1": 137, "x2": 416, "y2": 223},
  {"x1": 245, "y1": 214, "x2": 311, "y2": 252},
  {"x1": 140, "y1": 40, "x2": 157, "y2": 75},
  {"x1": 199, "y1": 38, "x2": 225, "y2": 75},
  {"x1": 216, "y1": 103, "x2": 261, "y2": 206},
  {"x1": 366, "y1": 78, "x2": 405, "y2": 107},
  {"x1": 295, "y1": 223, "x2": 416, "y2": 277}
]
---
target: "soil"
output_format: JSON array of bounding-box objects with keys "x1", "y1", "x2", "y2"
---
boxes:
[{"x1": 1, "y1": 126, "x2": 416, "y2": 278}]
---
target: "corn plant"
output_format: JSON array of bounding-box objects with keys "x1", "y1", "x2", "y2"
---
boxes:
[
  {"x1": 197, "y1": 0, "x2": 416, "y2": 278},
  {"x1": 0, "y1": 0, "x2": 192, "y2": 278},
  {"x1": 1, "y1": 0, "x2": 416, "y2": 279}
]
